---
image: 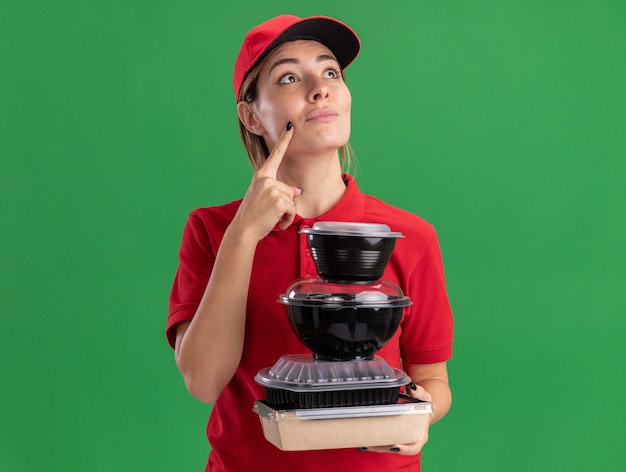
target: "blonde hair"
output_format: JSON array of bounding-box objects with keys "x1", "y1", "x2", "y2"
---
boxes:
[{"x1": 237, "y1": 46, "x2": 357, "y2": 174}]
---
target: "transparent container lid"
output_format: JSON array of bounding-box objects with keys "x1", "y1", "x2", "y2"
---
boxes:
[
  {"x1": 254, "y1": 395, "x2": 432, "y2": 420},
  {"x1": 300, "y1": 221, "x2": 404, "y2": 238},
  {"x1": 279, "y1": 278, "x2": 412, "y2": 307},
  {"x1": 255, "y1": 354, "x2": 411, "y2": 392}
]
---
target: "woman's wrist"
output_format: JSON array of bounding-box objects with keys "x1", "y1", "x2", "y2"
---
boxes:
[{"x1": 224, "y1": 219, "x2": 263, "y2": 249}]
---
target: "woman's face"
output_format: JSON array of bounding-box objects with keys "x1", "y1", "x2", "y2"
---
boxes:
[{"x1": 249, "y1": 40, "x2": 352, "y2": 157}]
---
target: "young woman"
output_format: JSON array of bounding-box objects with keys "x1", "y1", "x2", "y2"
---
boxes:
[{"x1": 167, "y1": 15, "x2": 454, "y2": 471}]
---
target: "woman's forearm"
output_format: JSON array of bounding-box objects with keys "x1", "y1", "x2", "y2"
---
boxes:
[
  {"x1": 405, "y1": 362, "x2": 452, "y2": 425},
  {"x1": 418, "y1": 377, "x2": 452, "y2": 425}
]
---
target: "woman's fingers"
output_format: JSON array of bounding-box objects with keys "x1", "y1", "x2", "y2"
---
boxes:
[
  {"x1": 277, "y1": 190, "x2": 299, "y2": 229},
  {"x1": 406, "y1": 383, "x2": 432, "y2": 402},
  {"x1": 255, "y1": 122, "x2": 302, "y2": 231},
  {"x1": 356, "y1": 384, "x2": 432, "y2": 456},
  {"x1": 360, "y1": 432, "x2": 429, "y2": 456},
  {"x1": 258, "y1": 122, "x2": 294, "y2": 179},
  {"x1": 234, "y1": 122, "x2": 303, "y2": 239}
]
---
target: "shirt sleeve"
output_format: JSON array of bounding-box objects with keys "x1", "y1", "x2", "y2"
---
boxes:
[
  {"x1": 399, "y1": 232, "x2": 454, "y2": 365},
  {"x1": 166, "y1": 211, "x2": 217, "y2": 349}
]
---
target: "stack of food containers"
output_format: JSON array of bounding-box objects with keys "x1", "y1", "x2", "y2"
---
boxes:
[{"x1": 253, "y1": 222, "x2": 432, "y2": 451}]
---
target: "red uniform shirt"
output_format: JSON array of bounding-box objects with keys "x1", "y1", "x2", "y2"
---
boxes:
[{"x1": 167, "y1": 175, "x2": 454, "y2": 471}]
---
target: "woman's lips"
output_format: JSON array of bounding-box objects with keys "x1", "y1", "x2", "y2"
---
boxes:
[{"x1": 305, "y1": 108, "x2": 339, "y2": 122}]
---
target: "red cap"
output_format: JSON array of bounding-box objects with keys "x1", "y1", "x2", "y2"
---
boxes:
[{"x1": 233, "y1": 15, "x2": 361, "y2": 102}]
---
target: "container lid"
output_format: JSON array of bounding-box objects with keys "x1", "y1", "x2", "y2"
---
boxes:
[
  {"x1": 300, "y1": 221, "x2": 404, "y2": 238},
  {"x1": 279, "y1": 278, "x2": 412, "y2": 307},
  {"x1": 255, "y1": 354, "x2": 411, "y2": 392},
  {"x1": 253, "y1": 395, "x2": 432, "y2": 420}
]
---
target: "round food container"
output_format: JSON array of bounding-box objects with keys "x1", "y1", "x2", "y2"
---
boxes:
[
  {"x1": 279, "y1": 278, "x2": 412, "y2": 361},
  {"x1": 300, "y1": 222, "x2": 404, "y2": 283}
]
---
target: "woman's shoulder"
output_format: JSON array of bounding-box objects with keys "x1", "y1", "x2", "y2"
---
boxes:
[{"x1": 186, "y1": 199, "x2": 242, "y2": 230}]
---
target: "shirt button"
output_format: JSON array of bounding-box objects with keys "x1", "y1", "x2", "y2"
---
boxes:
[
  {"x1": 305, "y1": 274, "x2": 312, "y2": 278},
  {"x1": 301, "y1": 224, "x2": 310, "y2": 229},
  {"x1": 304, "y1": 248, "x2": 311, "y2": 257}
]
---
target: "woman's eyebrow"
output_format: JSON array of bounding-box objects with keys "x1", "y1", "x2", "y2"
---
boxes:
[
  {"x1": 268, "y1": 54, "x2": 339, "y2": 74},
  {"x1": 268, "y1": 57, "x2": 299, "y2": 74},
  {"x1": 316, "y1": 54, "x2": 338, "y2": 64}
]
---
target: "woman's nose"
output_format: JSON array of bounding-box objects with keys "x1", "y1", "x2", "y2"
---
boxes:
[{"x1": 308, "y1": 78, "x2": 329, "y2": 102}]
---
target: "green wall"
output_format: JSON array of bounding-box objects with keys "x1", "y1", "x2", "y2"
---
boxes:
[{"x1": 2, "y1": 1, "x2": 625, "y2": 470}]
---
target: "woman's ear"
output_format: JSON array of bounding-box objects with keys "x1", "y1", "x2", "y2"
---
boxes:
[{"x1": 237, "y1": 102, "x2": 266, "y2": 136}]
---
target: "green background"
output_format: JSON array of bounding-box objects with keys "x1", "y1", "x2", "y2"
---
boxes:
[{"x1": 2, "y1": 0, "x2": 625, "y2": 470}]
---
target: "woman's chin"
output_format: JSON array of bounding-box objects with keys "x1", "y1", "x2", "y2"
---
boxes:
[{"x1": 293, "y1": 134, "x2": 350, "y2": 155}]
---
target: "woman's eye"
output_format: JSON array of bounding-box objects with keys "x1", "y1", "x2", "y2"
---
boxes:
[
  {"x1": 279, "y1": 73, "x2": 297, "y2": 84},
  {"x1": 324, "y1": 68, "x2": 341, "y2": 79}
]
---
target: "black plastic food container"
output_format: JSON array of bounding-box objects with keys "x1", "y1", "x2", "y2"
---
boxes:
[
  {"x1": 300, "y1": 222, "x2": 404, "y2": 283},
  {"x1": 255, "y1": 354, "x2": 411, "y2": 409},
  {"x1": 279, "y1": 279, "x2": 412, "y2": 361}
]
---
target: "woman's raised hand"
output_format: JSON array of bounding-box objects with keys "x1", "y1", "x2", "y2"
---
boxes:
[{"x1": 231, "y1": 122, "x2": 303, "y2": 242}]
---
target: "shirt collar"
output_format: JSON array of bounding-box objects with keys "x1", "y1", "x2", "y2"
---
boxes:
[{"x1": 273, "y1": 174, "x2": 365, "y2": 231}]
